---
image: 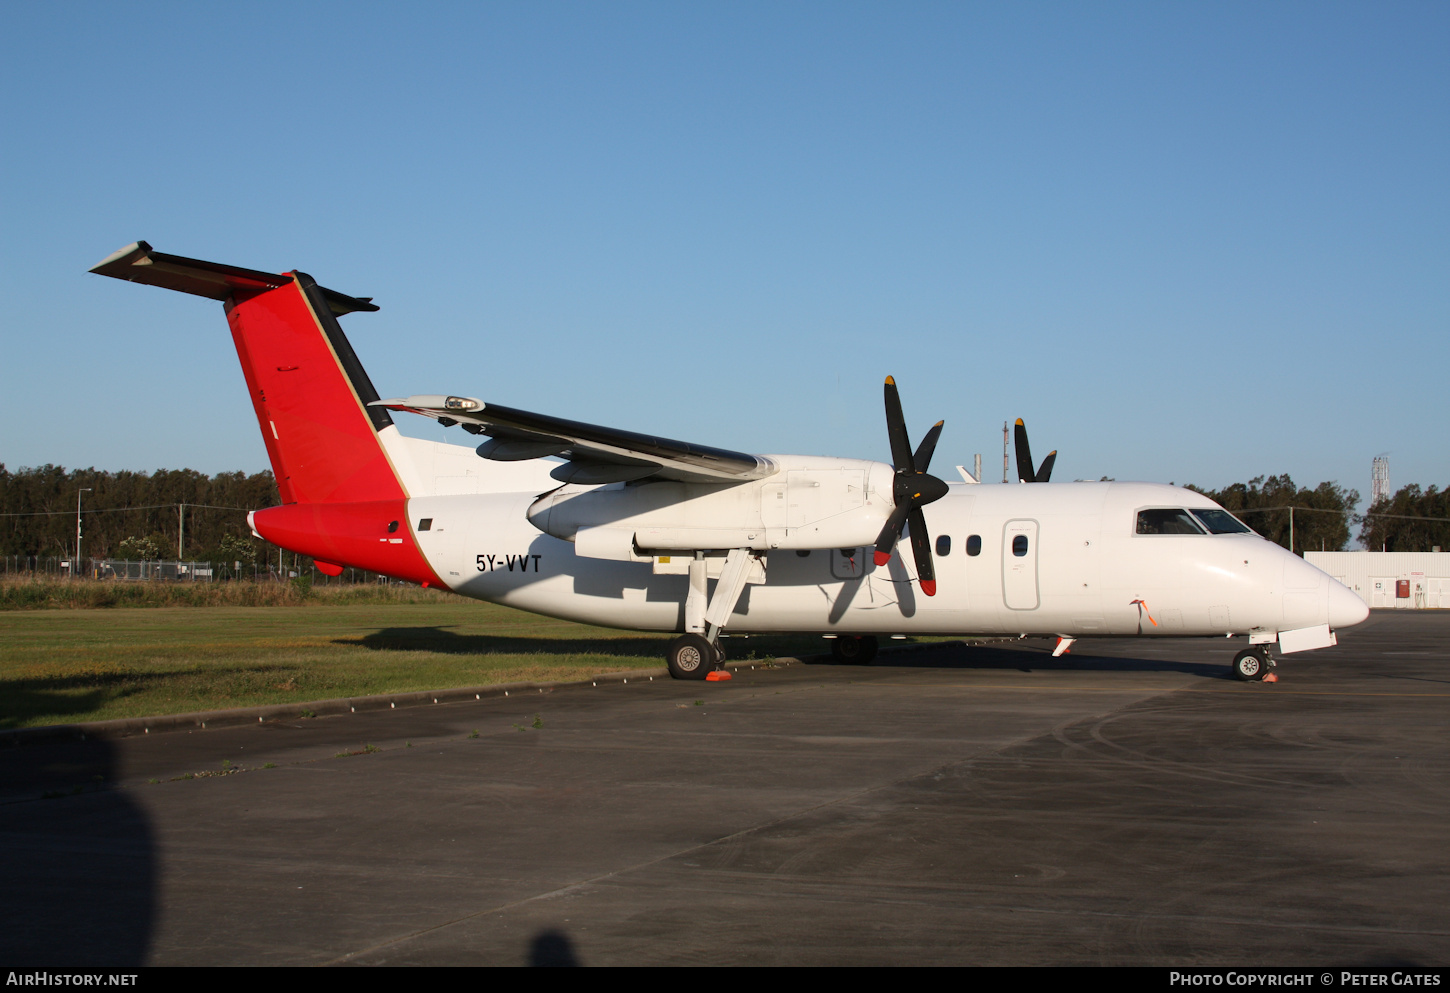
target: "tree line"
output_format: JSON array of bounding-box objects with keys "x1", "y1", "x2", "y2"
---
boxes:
[
  {"x1": 1188, "y1": 474, "x2": 1450, "y2": 553},
  {"x1": 1187, "y1": 475, "x2": 1360, "y2": 553},
  {"x1": 0, "y1": 464, "x2": 280, "y2": 563},
  {"x1": 4, "y1": 462, "x2": 1446, "y2": 562},
  {"x1": 1358, "y1": 484, "x2": 1450, "y2": 552}
]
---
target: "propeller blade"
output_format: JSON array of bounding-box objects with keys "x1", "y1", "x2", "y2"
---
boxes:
[
  {"x1": 907, "y1": 507, "x2": 936, "y2": 596},
  {"x1": 913, "y1": 420, "x2": 944, "y2": 474},
  {"x1": 876, "y1": 376, "x2": 947, "y2": 593},
  {"x1": 1014, "y1": 418, "x2": 1035, "y2": 484},
  {"x1": 883, "y1": 376, "x2": 915, "y2": 472},
  {"x1": 1035, "y1": 450, "x2": 1057, "y2": 483},
  {"x1": 873, "y1": 503, "x2": 911, "y2": 566}
]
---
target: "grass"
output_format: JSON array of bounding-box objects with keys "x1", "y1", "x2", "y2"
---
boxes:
[
  {"x1": 0, "y1": 576, "x2": 448, "y2": 611},
  {"x1": 0, "y1": 596, "x2": 828, "y2": 729}
]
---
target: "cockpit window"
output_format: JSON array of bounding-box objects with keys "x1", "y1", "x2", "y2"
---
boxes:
[
  {"x1": 1135, "y1": 509, "x2": 1206, "y2": 535},
  {"x1": 1191, "y1": 509, "x2": 1253, "y2": 534}
]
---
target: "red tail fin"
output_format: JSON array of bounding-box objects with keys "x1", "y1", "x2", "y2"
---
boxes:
[
  {"x1": 93, "y1": 243, "x2": 445, "y2": 587},
  {"x1": 227, "y1": 275, "x2": 405, "y2": 504},
  {"x1": 91, "y1": 242, "x2": 407, "y2": 505}
]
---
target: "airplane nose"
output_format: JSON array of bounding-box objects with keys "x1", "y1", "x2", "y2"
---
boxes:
[{"x1": 1329, "y1": 580, "x2": 1369, "y2": 629}]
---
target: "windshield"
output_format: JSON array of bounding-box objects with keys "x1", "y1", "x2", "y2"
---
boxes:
[
  {"x1": 1136, "y1": 509, "x2": 1206, "y2": 535},
  {"x1": 1191, "y1": 509, "x2": 1253, "y2": 534}
]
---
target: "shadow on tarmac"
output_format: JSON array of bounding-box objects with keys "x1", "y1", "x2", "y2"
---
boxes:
[
  {"x1": 350, "y1": 625, "x2": 1231, "y2": 679},
  {"x1": 346, "y1": 625, "x2": 828, "y2": 662},
  {"x1": 817, "y1": 639, "x2": 1232, "y2": 679},
  {"x1": 0, "y1": 737, "x2": 156, "y2": 966},
  {"x1": 529, "y1": 929, "x2": 581, "y2": 966}
]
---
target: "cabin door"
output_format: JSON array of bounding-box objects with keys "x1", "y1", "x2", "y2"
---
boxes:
[{"x1": 1002, "y1": 519, "x2": 1040, "y2": 610}]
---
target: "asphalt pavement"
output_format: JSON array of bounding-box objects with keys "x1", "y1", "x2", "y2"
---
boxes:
[{"x1": 2, "y1": 611, "x2": 1447, "y2": 966}]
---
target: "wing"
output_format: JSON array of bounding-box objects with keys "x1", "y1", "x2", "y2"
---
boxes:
[{"x1": 372, "y1": 395, "x2": 777, "y2": 484}]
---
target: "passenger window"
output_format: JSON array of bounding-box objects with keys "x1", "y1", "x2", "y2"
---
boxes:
[
  {"x1": 1136, "y1": 509, "x2": 1206, "y2": 535},
  {"x1": 966, "y1": 535, "x2": 982, "y2": 556},
  {"x1": 936, "y1": 535, "x2": 951, "y2": 556},
  {"x1": 1012, "y1": 534, "x2": 1029, "y2": 557}
]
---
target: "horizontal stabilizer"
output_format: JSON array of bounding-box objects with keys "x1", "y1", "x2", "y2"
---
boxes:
[{"x1": 90, "y1": 241, "x2": 379, "y2": 317}]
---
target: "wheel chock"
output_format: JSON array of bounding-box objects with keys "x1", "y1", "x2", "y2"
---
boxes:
[
  {"x1": 1262, "y1": 672, "x2": 1278, "y2": 683},
  {"x1": 705, "y1": 670, "x2": 733, "y2": 682}
]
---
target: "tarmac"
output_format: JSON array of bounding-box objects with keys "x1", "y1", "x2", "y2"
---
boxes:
[{"x1": 1, "y1": 610, "x2": 1447, "y2": 967}]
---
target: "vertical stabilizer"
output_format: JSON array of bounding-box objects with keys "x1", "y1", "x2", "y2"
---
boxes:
[
  {"x1": 226, "y1": 274, "x2": 407, "y2": 505},
  {"x1": 92, "y1": 242, "x2": 446, "y2": 586}
]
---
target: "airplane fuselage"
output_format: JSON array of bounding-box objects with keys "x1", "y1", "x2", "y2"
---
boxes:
[{"x1": 408, "y1": 476, "x2": 1364, "y2": 642}]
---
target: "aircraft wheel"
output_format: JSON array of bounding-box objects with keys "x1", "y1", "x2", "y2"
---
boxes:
[
  {"x1": 831, "y1": 635, "x2": 879, "y2": 665},
  {"x1": 1231, "y1": 648, "x2": 1269, "y2": 682},
  {"x1": 666, "y1": 634, "x2": 717, "y2": 680}
]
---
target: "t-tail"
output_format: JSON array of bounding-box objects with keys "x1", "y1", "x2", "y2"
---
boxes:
[{"x1": 90, "y1": 242, "x2": 445, "y2": 586}]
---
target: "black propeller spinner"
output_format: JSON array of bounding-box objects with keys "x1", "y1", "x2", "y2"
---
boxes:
[
  {"x1": 1013, "y1": 418, "x2": 1056, "y2": 483},
  {"x1": 872, "y1": 376, "x2": 950, "y2": 596}
]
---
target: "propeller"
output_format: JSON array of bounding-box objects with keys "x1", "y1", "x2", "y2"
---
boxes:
[
  {"x1": 1013, "y1": 418, "x2": 1056, "y2": 483},
  {"x1": 872, "y1": 376, "x2": 950, "y2": 596}
]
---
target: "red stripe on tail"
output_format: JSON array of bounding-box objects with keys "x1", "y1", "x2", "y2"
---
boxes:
[{"x1": 226, "y1": 278, "x2": 405, "y2": 505}]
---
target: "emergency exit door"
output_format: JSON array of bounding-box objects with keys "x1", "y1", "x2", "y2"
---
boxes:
[{"x1": 1003, "y1": 519, "x2": 1040, "y2": 610}]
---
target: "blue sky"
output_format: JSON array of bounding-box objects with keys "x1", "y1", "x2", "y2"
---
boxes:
[{"x1": 2, "y1": 2, "x2": 1445, "y2": 503}]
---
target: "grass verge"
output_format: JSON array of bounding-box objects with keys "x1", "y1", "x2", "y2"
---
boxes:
[
  {"x1": 0, "y1": 577, "x2": 447, "y2": 610},
  {"x1": 0, "y1": 598, "x2": 825, "y2": 729}
]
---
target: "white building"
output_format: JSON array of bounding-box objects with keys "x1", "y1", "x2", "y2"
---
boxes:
[{"x1": 1306, "y1": 551, "x2": 1450, "y2": 608}]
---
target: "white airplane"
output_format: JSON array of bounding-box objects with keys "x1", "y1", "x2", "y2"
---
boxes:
[{"x1": 91, "y1": 242, "x2": 1369, "y2": 682}]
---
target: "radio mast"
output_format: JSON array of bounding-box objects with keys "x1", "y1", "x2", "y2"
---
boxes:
[{"x1": 1371, "y1": 455, "x2": 1390, "y2": 505}]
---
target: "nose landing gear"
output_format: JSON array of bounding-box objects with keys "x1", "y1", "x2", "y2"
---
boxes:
[{"x1": 1231, "y1": 646, "x2": 1276, "y2": 682}]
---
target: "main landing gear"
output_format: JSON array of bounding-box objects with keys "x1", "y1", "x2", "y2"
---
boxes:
[
  {"x1": 667, "y1": 548, "x2": 764, "y2": 680},
  {"x1": 1231, "y1": 646, "x2": 1277, "y2": 682},
  {"x1": 666, "y1": 633, "x2": 722, "y2": 681},
  {"x1": 830, "y1": 635, "x2": 879, "y2": 665}
]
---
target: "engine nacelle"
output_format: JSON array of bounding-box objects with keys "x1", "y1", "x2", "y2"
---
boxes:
[{"x1": 527, "y1": 455, "x2": 896, "y2": 557}]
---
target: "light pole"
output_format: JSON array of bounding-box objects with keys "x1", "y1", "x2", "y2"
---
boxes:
[{"x1": 75, "y1": 488, "x2": 92, "y2": 579}]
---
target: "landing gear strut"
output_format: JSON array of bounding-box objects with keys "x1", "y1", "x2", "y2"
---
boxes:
[
  {"x1": 1231, "y1": 647, "x2": 1275, "y2": 682},
  {"x1": 831, "y1": 636, "x2": 879, "y2": 665},
  {"x1": 668, "y1": 548, "x2": 763, "y2": 680}
]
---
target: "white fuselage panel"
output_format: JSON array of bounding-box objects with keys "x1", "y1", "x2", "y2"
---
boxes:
[{"x1": 404, "y1": 480, "x2": 1362, "y2": 641}]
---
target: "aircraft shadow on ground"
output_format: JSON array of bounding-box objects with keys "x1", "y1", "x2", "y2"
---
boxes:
[
  {"x1": 344, "y1": 626, "x2": 826, "y2": 661},
  {"x1": 849, "y1": 641, "x2": 1230, "y2": 679},
  {"x1": 347, "y1": 626, "x2": 1228, "y2": 678}
]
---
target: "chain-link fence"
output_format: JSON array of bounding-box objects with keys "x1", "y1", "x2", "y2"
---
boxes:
[{"x1": 0, "y1": 556, "x2": 401, "y2": 585}]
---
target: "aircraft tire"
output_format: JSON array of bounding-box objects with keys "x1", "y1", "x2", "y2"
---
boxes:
[
  {"x1": 1232, "y1": 648, "x2": 1268, "y2": 682},
  {"x1": 667, "y1": 634, "x2": 717, "y2": 680},
  {"x1": 831, "y1": 636, "x2": 879, "y2": 665}
]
